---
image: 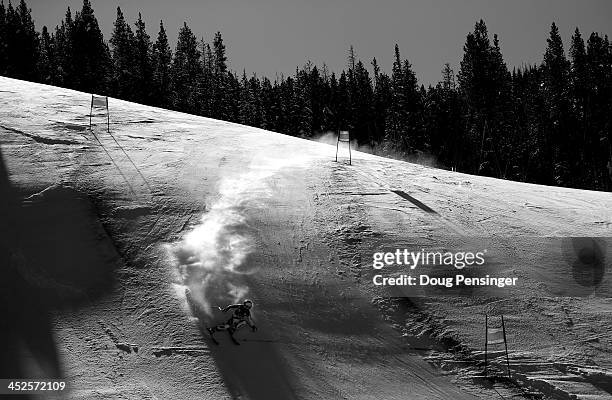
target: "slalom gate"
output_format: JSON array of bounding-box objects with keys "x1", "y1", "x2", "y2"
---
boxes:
[
  {"x1": 484, "y1": 313, "x2": 511, "y2": 379},
  {"x1": 87, "y1": 94, "x2": 153, "y2": 196},
  {"x1": 90, "y1": 94, "x2": 110, "y2": 132},
  {"x1": 335, "y1": 130, "x2": 352, "y2": 165}
]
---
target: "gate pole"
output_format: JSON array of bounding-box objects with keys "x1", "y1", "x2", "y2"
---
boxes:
[
  {"x1": 89, "y1": 95, "x2": 93, "y2": 130},
  {"x1": 502, "y1": 315, "x2": 511, "y2": 379},
  {"x1": 106, "y1": 97, "x2": 110, "y2": 132},
  {"x1": 335, "y1": 131, "x2": 339, "y2": 162},
  {"x1": 484, "y1": 313, "x2": 488, "y2": 377}
]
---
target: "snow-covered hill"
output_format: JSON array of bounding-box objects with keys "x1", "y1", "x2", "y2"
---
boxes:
[{"x1": 1, "y1": 77, "x2": 611, "y2": 399}]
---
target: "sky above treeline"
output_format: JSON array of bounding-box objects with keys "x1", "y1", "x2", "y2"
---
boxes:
[{"x1": 29, "y1": 0, "x2": 612, "y2": 86}]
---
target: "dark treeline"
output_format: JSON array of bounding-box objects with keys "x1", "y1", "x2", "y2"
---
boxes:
[{"x1": 1, "y1": 0, "x2": 611, "y2": 191}]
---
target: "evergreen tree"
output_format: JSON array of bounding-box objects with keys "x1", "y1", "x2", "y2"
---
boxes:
[
  {"x1": 424, "y1": 64, "x2": 465, "y2": 169},
  {"x1": 542, "y1": 22, "x2": 572, "y2": 184},
  {"x1": 172, "y1": 22, "x2": 201, "y2": 113},
  {"x1": 53, "y1": 20, "x2": 68, "y2": 86},
  {"x1": 336, "y1": 71, "x2": 350, "y2": 132},
  {"x1": 294, "y1": 64, "x2": 313, "y2": 136},
  {"x1": 516, "y1": 65, "x2": 549, "y2": 183},
  {"x1": 488, "y1": 34, "x2": 514, "y2": 178},
  {"x1": 260, "y1": 76, "x2": 278, "y2": 131},
  {"x1": 347, "y1": 45, "x2": 356, "y2": 71},
  {"x1": 226, "y1": 71, "x2": 241, "y2": 122},
  {"x1": 133, "y1": 13, "x2": 153, "y2": 104},
  {"x1": 570, "y1": 28, "x2": 588, "y2": 119},
  {"x1": 0, "y1": 1, "x2": 7, "y2": 75},
  {"x1": 52, "y1": 7, "x2": 74, "y2": 88},
  {"x1": 458, "y1": 21, "x2": 490, "y2": 116},
  {"x1": 3, "y1": 2, "x2": 18, "y2": 77},
  {"x1": 249, "y1": 74, "x2": 263, "y2": 128},
  {"x1": 458, "y1": 20, "x2": 513, "y2": 176},
  {"x1": 70, "y1": 0, "x2": 110, "y2": 93},
  {"x1": 325, "y1": 72, "x2": 344, "y2": 132},
  {"x1": 349, "y1": 60, "x2": 374, "y2": 145},
  {"x1": 441, "y1": 63, "x2": 454, "y2": 91},
  {"x1": 212, "y1": 31, "x2": 230, "y2": 120},
  {"x1": 13, "y1": 0, "x2": 38, "y2": 80},
  {"x1": 386, "y1": 44, "x2": 422, "y2": 153},
  {"x1": 275, "y1": 76, "x2": 290, "y2": 134},
  {"x1": 197, "y1": 39, "x2": 214, "y2": 116},
  {"x1": 386, "y1": 44, "x2": 405, "y2": 146},
  {"x1": 372, "y1": 57, "x2": 392, "y2": 145},
  {"x1": 37, "y1": 26, "x2": 54, "y2": 84},
  {"x1": 239, "y1": 70, "x2": 257, "y2": 126},
  {"x1": 585, "y1": 32, "x2": 612, "y2": 189},
  {"x1": 110, "y1": 7, "x2": 136, "y2": 100},
  {"x1": 458, "y1": 20, "x2": 491, "y2": 173},
  {"x1": 279, "y1": 76, "x2": 299, "y2": 135},
  {"x1": 151, "y1": 20, "x2": 172, "y2": 108},
  {"x1": 3, "y1": 0, "x2": 38, "y2": 80},
  {"x1": 569, "y1": 28, "x2": 589, "y2": 184}
]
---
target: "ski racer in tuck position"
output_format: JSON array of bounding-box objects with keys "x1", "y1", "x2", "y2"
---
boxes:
[{"x1": 207, "y1": 299, "x2": 258, "y2": 345}]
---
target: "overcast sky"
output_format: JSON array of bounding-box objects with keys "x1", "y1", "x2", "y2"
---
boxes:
[{"x1": 29, "y1": 0, "x2": 612, "y2": 86}]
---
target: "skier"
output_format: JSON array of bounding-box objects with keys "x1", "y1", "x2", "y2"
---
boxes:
[{"x1": 207, "y1": 299, "x2": 257, "y2": 345}]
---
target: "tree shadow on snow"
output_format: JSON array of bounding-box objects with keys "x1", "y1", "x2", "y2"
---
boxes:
[{"x1": 0, "y1": 147, "x2": 120, "y2": 389}]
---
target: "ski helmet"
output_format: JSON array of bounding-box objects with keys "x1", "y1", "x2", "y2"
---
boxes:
[{"x1": 243, "y1": 299, "x2": 254, "y2": 308}]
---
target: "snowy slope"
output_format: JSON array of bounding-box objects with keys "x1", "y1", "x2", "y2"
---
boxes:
[{"x1": 1, "y1": 76, "x2": 611, "y2": 400}]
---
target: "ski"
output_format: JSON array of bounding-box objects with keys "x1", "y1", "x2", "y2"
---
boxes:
[{"x1": 206, "y1": 327, "x2": 220, "y2": 345}]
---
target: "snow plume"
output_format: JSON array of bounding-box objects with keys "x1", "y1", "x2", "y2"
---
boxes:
[
  {"x1": 166, "y1": 152, "x2": 309, "y2": 318},
  {"x1": 311, "y1": 131, "x2": 388, "y2": 158},
  {"x1": 311, "y1": 131, "x2": 444, "y2": 169},
  {"x1": 312, "y1": 131, "x2": 345, "y2": 147}
]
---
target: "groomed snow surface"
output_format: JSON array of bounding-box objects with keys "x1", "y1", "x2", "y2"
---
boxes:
[{"x1": 1, "y1": 77, "x2": 611, "y2": 399}]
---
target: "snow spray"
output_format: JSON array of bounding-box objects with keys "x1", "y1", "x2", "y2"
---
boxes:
[{"x1": 165, "y1": 152, "x2": 311, "y2": 318}]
